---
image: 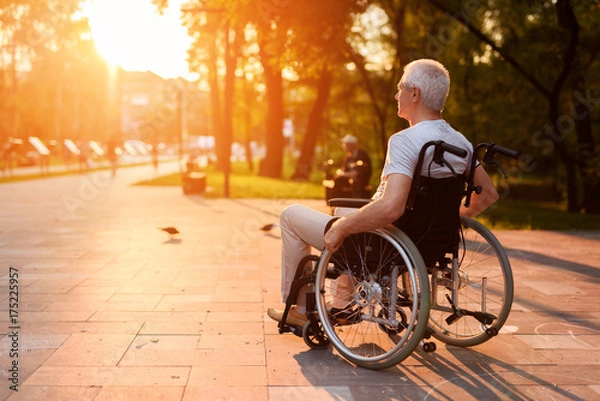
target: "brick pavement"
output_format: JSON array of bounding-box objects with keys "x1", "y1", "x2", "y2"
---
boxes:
[{"x1": 0, "y1": 162, "x2": 599, "y2": 400}]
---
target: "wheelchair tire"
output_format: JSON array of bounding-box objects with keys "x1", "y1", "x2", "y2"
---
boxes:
[
  {"x1": 314, "y1": 226, "x2": 430, "y2": 370},
  {"x1": 428, "y1": 216, "x2": 514, "y2": 347}
]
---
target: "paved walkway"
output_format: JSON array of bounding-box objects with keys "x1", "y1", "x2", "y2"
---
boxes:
[
  {"x1": 0, "y1": 163, "x2": 599, "y2": 400},
  {"x1": 1, "y1": 154, "x2": 176, "y2": 179}
]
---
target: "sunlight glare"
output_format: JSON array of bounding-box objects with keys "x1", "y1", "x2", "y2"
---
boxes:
[{"x1": 83, "y1": 0, "x2": 195, "y2": 80}]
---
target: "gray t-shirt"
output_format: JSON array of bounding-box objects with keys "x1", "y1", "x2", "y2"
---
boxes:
[{"x1": 373, "y1": 119, "x2": 472, "y2": 198}]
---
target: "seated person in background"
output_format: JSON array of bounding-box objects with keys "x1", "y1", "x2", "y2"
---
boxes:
[
  {"x1": 268, "y1": 58, "x2": 499, "y2": 327},
  {"x1": 323, "y1": 134, "x2": 372, "y2": 200}
]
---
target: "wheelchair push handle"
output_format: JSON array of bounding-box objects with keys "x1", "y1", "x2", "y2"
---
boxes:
[
  {"x1": 406, "y1": 140, "x2": 468, "y2": 211},
  {"x1": 429, "y1": 140, "x2": 467, "y2": 178},
  {"x1": 477, "y1": 142, "x2": 520, "y2": 179},
  {"x1": 486, "y1": 143, "x2": 520, "y2": 160},
  {"x1": 438, "y1": 141, "x2": 468, "y2": 159},
  {"x1": 464, "y1": 142, "x2": 520, "y2": 207}
]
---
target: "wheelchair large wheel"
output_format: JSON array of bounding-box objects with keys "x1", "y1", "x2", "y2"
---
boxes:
[
  {"x1": 314, "y1": 226, "x2": 430, "y2": 370},
  {"x1": 428, "y1": 217, "x2": 514, "y2": 347}
]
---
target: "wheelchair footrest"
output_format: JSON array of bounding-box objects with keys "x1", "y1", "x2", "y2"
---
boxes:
[
  {"x1": 446, "y1": 309, "x2": 497, "y2": 326},
  {"x1": 278, "y1": 323, "x2": 303, "y2": 337},
  {"x1": 444, "y1": 294, "x2": 497, "y2": 326}
]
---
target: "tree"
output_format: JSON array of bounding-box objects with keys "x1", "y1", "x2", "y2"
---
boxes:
[
  {"x1": 255, "y1": 6, "x2": 286, "y2": 178},
  {"x1": 0, "y1": 0, "x2": 113, "y2": 150},
  {"x1": 179, "y1": 1, "x2": 235, "y2": 195},
  {"x1": 178, "y1": 1, "x2": 279, "y2": 181},
  {"x1": 355, "y1": 0, "x2": 408, "y2": 153},
  {"x1": 425, "y1": 0, "x2": 600, "y2": 213},
  {"x1": 159, "y1": 0, "x2": 599, "y2": 212},
  {"x1": 175, "y1": 0, "x2": 367, "y2": 179},
  {"x1": 285, "y1": 0, "x2": 366, "y2": 179}
]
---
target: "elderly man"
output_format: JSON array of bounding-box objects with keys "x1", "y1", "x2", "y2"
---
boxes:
[
  {"x1": 325, "y1": 134, "x2": 372, "y2": 199},
  {"x1": 268, "y1": 59, "x2": 499, "y2": 327}
]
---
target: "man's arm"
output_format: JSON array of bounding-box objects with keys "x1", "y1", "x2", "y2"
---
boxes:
[
  {"x1": 460, "y1": 164, "x2": 499, "y2": 218},
  {"x1": 324, "y1": 173, "x2": 412, "y2": 252}
]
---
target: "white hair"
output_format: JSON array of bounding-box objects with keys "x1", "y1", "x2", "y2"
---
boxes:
[{"x1": 401, "y1": 59, "x2": 450, "y2": 112}]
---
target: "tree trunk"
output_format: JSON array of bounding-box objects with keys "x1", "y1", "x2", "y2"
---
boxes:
[
  {"x1": 243, "y1": 84, "x2": 254, "y2": 173},
  {"x1": 221, "y1": 22, "x2": 244, "y2": 197},
  {"x1": 573, "y1": 76, "x2": 600, "y2": 214},
  {"x1": 552, "y1": 0, "x2": 581, "y2": 212},
  {"x1": 208, "y1": 38, "x2": 223, "y2": 170},
  {"x1": 223, "y1": 22, "x2": 235, "y2": 176},
  {"x1": 291, "y1": 68, "x2": 333, "y2": 180},
  {"x1": 548, "y1": 95, "x2": 579, "y2": 212},
  {"x1": 259, "y1": 60, "x2": 284, "y2": 178}
]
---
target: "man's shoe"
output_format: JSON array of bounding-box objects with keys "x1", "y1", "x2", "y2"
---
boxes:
[{"x1": 267, "y1": 307, "x2": 308, "y2": 327}]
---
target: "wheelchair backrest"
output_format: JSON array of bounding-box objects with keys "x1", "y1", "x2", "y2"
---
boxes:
[
  {"x1": 392, "y1": 140, "x2": 469, "y2": 267},
  {"x1": 394, "y1": 174, "x2": 465, "y2": 267},
  {"x1": 329, "y1": 140, "x2": 469, "y2": 271}
]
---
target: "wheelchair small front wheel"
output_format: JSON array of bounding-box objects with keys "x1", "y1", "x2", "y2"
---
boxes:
[{"x1": 302, "y1": 320, "x2": 330, "y2": 349}]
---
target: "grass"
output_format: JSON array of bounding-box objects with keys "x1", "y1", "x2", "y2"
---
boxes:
[
  {"x1": 136, "y1": 170, "x2": 324, "y2": 199},
  {"x1": 477, "y1": 199, "x2": 600, "y2": 230},
  {"x1": 135, "y1": 166, "x2": 600, "y2": 231}
]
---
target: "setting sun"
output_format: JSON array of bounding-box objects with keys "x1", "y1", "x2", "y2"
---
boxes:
[{"x1": 83, "y1": 0, "x2": 195, "y2": 80}]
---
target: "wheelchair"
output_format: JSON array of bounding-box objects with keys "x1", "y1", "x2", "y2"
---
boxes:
[{"x1": 277, "y1": 140, "x2": 519, "y2": 370}]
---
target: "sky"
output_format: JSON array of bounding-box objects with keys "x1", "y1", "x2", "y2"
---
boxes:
[{"x1": 83, "y1": 0, "x2": 196, "y2": 80}]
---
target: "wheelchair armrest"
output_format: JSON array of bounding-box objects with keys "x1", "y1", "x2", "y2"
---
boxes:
[{"x1": 327, "y1": 197, "x2": 371, "y2": 208}]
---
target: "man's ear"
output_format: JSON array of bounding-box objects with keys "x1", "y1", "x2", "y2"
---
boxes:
[{"x1": 412, "y1": 87, "x2": 419, "y2": 101}]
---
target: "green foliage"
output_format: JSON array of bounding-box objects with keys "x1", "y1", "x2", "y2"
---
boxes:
[
  {"x1": 406, "y1": 0, "x2": 600, "y2": 213},
  {"x1": 2, "y1": 0, "x2": 598, "y2": 216},
  {"x1": 479, "y1": 199, "x2": 600, "y2": 230}
]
